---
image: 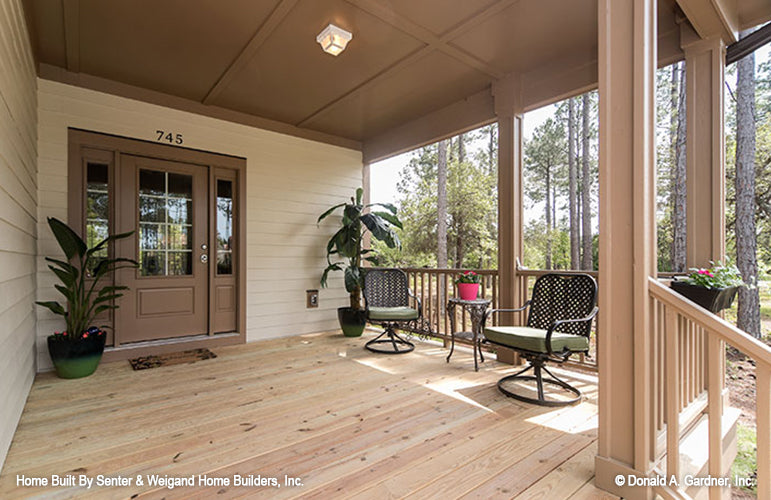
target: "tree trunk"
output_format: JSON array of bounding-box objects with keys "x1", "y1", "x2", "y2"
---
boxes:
[
  {"x1": 568, "y1": 98, "x2": 579, "y2": 269},
  {"x1": 581, "y1": 93, "x2": 592, "y2": 270},
  {"x1": 488, "y1": 126, "x2": 496, "y2": 173},
  {"x1": 458, "y1": 133, "x2": 466, "y2": 163},
  {"x1": 545, "y1": 164, "x2": 552, "y2": 270},
  {"x1": 672, "y1": 61, "x2": 687, "y2": 272},
  {"x1": 456, "y1": 215, "x2": 464, "y2": 269},
  {"x1": 735, "y1": 35, "x2": 760, "y2": 338},
  {"x1": 437, "y1": 140, "x2": 448, "y2": 269}
]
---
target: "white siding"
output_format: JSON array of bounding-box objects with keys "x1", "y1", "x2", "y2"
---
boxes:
[
  {"x1": 36, "y1": 79, "x2": 362, "y2": 371},
  {"x1": 0, "y1": 0, "x2": 37, "y2": 471}
]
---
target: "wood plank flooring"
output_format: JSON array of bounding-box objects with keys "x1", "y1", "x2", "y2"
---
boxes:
[{"x1": 0, "y1": 331, "x2": 615, "y2": 499}]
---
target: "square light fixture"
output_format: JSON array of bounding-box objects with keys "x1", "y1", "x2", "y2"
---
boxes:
[{"x1": 316, "y1": 24, "x2": 353, "y2": 56}]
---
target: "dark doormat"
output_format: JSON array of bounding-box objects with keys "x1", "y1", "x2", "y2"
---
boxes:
[{"x1": 128, "y1": 348, "x2": 217, "y2": 370}]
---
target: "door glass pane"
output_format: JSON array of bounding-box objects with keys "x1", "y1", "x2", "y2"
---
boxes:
[
  {"x1": 140, "y1": 251, "x2": 165, "y2": 276},
  {"x1": 138, "y1": 169, "x2": 193, "y2": 276},
  {"x1": 216, "y1": 179, "x2": 233, "y2": 275},
  {"x1": 86, "y1": 163, "x2": 109, "y2": 274}
]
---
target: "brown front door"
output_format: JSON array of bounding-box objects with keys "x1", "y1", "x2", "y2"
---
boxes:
[{"x1": 117, "y1": 155, "x2": 209, "y2": 342}]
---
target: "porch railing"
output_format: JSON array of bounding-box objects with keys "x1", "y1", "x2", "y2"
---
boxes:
[
  {"x1": 395, "y1": 266, "x2": 599, "y2": 371},
  {"x1": 648, "y1": 278, "x2": 771, "y2": 500}
]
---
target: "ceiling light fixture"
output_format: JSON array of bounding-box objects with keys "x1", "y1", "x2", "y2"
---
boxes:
[{"x1": 316, "y1": 24, "x2": 352, "y2": 56}]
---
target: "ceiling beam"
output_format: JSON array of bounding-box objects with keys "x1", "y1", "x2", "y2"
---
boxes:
[
  {"x1": 726, "y1": 22, "x2": 771, "y2": 65},
  {"x1": 345, "y1": 0, "x2": 504, "y2": 79},
  {"x1": 298, "y1": 0, "x2": 517, "y2": 129},
  {"x1": 39, "y1": 63, "x2": 362, "y2": 152},
  {"x1": 62, "y1": 0, "x2": 80, "y2": 72},
  {"x1": 362, "y1": 88, "x2": 495, "y2": 164},
  {"x1": 675, "y1": 0, "x2": 739, "y2": 43},
  {"x1": 203, "y1": 0, "x2": 299, "y2": 105}
]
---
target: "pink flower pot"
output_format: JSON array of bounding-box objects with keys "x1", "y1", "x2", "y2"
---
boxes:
[{"x1": 458, "y1": 283, "x2": 480, "y2": 301}]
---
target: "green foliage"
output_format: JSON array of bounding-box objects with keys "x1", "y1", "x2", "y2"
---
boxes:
[
  {"x1": 454, "y1": 271, "x2": 481, "y2": 284},
  {"x1": 35, "y1": 217, "x2": 137, "y2": 340},
  {"x1": 318, "y1": 187, "x2": 403, "y2": 310},
  {"x1": 389, "y1": 134, "x2": 498, "y2": 269},
  {"x1": 683, "y1": 262, "x2": 746, "y2": 289},
  {"x1": 731, "y1": 423, "x2": 757, "y2": 496}
]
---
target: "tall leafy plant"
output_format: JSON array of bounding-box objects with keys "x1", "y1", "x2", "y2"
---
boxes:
[
  {"x1": 36, "y1": 217, "x2": 137, "y2": 340},
  {"x1": 318, "y1": 187, "x2": 402, "y2": 310}
]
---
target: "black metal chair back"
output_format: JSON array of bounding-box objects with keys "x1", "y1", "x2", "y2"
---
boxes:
[
  {"x1": 363, "y1": 269, "x2": 410, "y2": 308},
  {"x1": 527, "y1": 273, "x2": 597, "y2": 337}
]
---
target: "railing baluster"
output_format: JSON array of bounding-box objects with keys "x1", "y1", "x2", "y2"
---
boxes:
[
  {"x1": 758, "y1": 362, "x2": 770, "y2": 500},
  {"x1": 665, "y1": 306, "x2": 680, "y2": 481},
  {"x1": 707, "y1": 334, "x2": 723, "y2": 500}
]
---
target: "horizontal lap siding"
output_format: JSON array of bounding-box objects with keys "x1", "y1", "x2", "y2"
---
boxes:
[
  {"x1": 37, "y1": 79, "x2": 361, "y2": 370},
  {"x1": 0, "y1": 0, "x2": 37, "y2": 471}
]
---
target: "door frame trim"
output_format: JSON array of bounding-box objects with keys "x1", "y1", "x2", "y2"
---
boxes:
[{"x1": 67, "y1": 128, "x2": 247, "y2": 358}]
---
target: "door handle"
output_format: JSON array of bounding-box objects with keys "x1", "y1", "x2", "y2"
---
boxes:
[{"x1": 200, "y1": 254, "x2": 208, "y2": 263}]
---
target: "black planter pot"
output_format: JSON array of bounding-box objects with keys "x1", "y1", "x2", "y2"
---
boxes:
[
  {"x1": 47, "y1": 331, "x2": 106, "y2": 379},
  {"x1": 337, "y1": 307, "x2": 367, "y2": 337},
  {"x1": 670, "y1": 281, "x2": 739, "y2": 313}
]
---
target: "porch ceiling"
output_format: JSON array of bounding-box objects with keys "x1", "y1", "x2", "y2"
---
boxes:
[{"x1": 21, "y1": 0, "x2": 771, "y2": 161}]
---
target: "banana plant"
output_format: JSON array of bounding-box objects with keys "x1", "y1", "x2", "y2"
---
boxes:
[
  {"x1": 318, "y1": 187, "x2": 402, "y2": 310},
  {"x1": 36, "y1": 217, "x2": 138, "y2": 340}
]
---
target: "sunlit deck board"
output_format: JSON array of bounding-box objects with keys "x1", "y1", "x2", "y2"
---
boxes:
[{"x1": 0, "y1": 331, "x2": 616, "y2": 499}]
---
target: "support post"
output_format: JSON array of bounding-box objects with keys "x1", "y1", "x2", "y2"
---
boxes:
[
  {"x1": 683, "y1": 35, "x2": 726, "y2": 267},
  {"x1": 595, "y1": 0, "x2": 657, "y2": 498},
  {"x1": 493, "y1": 75, "x2": 524, "y2": 356}
]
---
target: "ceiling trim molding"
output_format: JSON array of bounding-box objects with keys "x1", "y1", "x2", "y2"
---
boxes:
[
  {"x1": 38, "y1": 63, "x2": 362, "y2": 152},
  {"x1": 298, "y1": 0, "x2": 518, "y2": 129},
  {"x1": 675, "y1": 0, "x2": 738, "y2": 43},
  {"x1": 296, "y1": 45, "x2": 431, "y2": 128},
  {"x1": 62, "y1": 0, "x2": 80, "y2": 72},
  {"x1": 362, "y1": 87, "x2": 495, "y2": 164},
  {"x1": 203, "y1": 0, "x2": 299, "y2": 105},
  {"x1": 345, "y1": 0, "x2": 504, "y2": 79}
]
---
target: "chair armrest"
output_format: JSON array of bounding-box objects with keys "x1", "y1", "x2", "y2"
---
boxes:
[
  {"x1": 544, "y1": 307, "x2": 598, "y2": 356},
  {"x1": 408, "y1": 289, "x2": 422, "y2": 319},
  {"x1": 482, "y1": 302, "x2": 531, "y2": 328}
]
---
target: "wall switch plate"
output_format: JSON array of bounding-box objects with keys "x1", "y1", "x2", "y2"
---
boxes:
[{"x1": 306, "y1": 289, "x2": 319, "y2": 308}]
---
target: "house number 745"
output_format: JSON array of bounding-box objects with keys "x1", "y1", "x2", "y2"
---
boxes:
[{"x1": 155, "y1": 130, "x2": 183, "y2": 145}]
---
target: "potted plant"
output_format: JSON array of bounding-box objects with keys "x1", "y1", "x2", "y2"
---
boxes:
[
  {"x1": 455, "y1": 271, "x2": 482, "y2": 300},
  {"x1": 670, "y1": 262, "x2": 746, "y2": 313},
  {"x1": 318, "y1": 187, "x2": 402, "y2": 337},
  {"x1": 36, "y1": 217, "x2": 136, "y2": 378}
]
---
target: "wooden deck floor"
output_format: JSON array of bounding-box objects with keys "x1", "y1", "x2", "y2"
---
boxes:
[{"x1": 0, "y1": 331, "x2": 617, "y2": 499}]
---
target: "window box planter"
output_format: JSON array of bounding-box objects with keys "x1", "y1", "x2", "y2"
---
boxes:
[{"x1": 670, "y1": 281, "x2": 739, "y2": 314}]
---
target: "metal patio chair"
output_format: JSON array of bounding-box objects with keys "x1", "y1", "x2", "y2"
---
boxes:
[
  {"x1": 362, "y1": 268, "x2": 423, "y2": 354},
  {"x1": 482, "y1": 273, "x2": 598, "y2": 406}
]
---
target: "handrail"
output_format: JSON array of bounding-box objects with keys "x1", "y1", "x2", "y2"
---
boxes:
[
  {"x1": 649, "y1": 276, "x2": 771, "y2": 500},
  {"x1": 649, "y1": 278, "x2": 771, "y2": 364}
]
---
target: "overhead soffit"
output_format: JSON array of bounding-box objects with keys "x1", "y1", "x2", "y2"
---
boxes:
[
  {"x1": 21, "y1": 0, "x2": 771, "y2": 155},
  {"x1": 213, "y1": 0, "x2": 426, "y2": 126},
  {"x1": 304, "y1": 51, "x2": 492, "y2": 140}
]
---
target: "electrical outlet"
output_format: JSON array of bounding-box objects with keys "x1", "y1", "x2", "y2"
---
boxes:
[{"x1": 306, "y1": 289, "x2": 319, "y2": 308}]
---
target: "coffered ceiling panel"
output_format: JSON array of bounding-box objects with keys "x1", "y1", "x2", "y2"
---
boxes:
[
  {"x1": 366, "y1": 0, "x2": 499, "y2": 36},
  {"x1": 76, "y1": 0, "x2": 280, "y2": 101},
  {"x1": 211, "y1": 0, "x2": 425, "y2": 127},
  {"x1": 450, "y1": 0, "x2": 597, "y2": 75},
  {"x1": 303, "y1": 50, "x2": 490, "y2": 140}
]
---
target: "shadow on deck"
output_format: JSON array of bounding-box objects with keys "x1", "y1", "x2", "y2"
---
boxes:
[{"x1": 0, "y1": 331, "x2": 618, "y2": 499}]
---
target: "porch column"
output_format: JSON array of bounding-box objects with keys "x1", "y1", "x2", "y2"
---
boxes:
[
  {"x1": 595, "y1": 0, "x2": 657, "y2": 498},
  {"x1": 362, "y1": 162, "x2": 372, "y2": 254},
  {"x1": 493, "y1": 76, "x2": 524, "y2": 348},
  {"x1": 683, "y1": 35, "x2": 726, "y2": 267}
]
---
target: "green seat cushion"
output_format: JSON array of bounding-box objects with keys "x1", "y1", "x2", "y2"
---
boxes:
[
  {"x1": 367, "y1": 306, "x2": 419, "y2": 321},
  {"x1": 483, "y1": 326, "x2": 589, "y2": 354}
]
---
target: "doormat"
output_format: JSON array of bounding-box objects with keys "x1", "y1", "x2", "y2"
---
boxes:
[{"x1": 128, "y1": 348, "x2": 217, "y2": 370}]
